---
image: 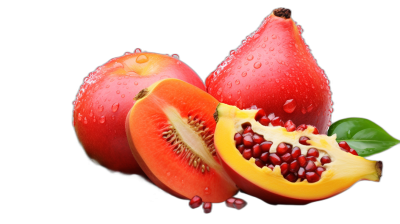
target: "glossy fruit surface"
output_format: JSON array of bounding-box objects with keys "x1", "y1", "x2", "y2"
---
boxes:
[
  {"x1": 206, "y1": 8, "x2": 332, "y2": 133},
  {"x1": 126, "y1": 79, "x2": 237, "y2": 202},
  {"x1": 214, "y1": 103, "x2": 382, "y2": 204},
  {"x1": 73, "y1": 51, "x2": 205, "y2": 174}
]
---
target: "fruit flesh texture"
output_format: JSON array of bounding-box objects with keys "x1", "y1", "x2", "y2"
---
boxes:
[
  {"x1": 73, "y1": 52, "x2": 205, "y2": 174},
  {"x1": 214, "y1": 103, "x2": 382, "y2": 204},
  {"x1": 206, "y1": 8, "x2": 332, "y2": 133},
  {"x1": 126, "y1": 79, "x2": 237, "y2": 202}
]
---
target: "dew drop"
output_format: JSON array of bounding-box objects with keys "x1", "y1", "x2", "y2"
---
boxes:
[
  {"x1": 272, "y1": 34, "x2": 277, "y2": 39},
  {"x1": 78, "y1": 113, "x2": 82, "y2": 121},
  {"x1": 136, "y1": 55, "x2": 148, "y2": 63},
  {"x1": 283, "y1": 99, "x2": 296, "y2": 113},
  {"x1": 112, "y1": 115, "x2": 115, "y2": 120},
  {"x1": 254, "y1": 62, "x2": 262, "y2": 69},
  {"x1": 106, "y1": 84, "x2": 110, "y2": 88},
  {"x1": 241, "y1": 72, "x2": 247, "y2": 77},
  {"x1": 237, "y1": 90, "x2": 241, "y2": 95},
  {"x1": 89, "y1": 110, "x2": 93, "y2": 117},
  {"x1": 116, "y1": 90, "x2": 120, "y2": 94},
  {"x1": 307, "y1": 104, "x2": 314, "y2": 112},
  {"x1": 275, "y1": 79, "x2": 280, "y2": 83},
  {"x1": 235, "y1": 80, "x2": 240, "y2": 85},
  {"x1": 204, "y1": 187, "x2": 211, "y2": 195},
  {"x1": 227, "y1": 82, "x2": 232, "y2": 88},
  {"x1": 302, "y1": 107, "x2": 307, "y2": 114},
  {"x1": 121, "y1": 94, "x2": 125, "y2": 98},
  {"x1": 247, "y1": 54, "x2": 254, "y2": 61},
  {"x1": 261, "y1": 43, "x2": 266, "y2": 48},
  {"x1": 134, "y1": 48, "x2": 142, "y2": 53},
  {"x1": 171, "y1": 54, "x2": 179, "y2": 59},
  {"x1": 134, "y1": 81, "x2": 138, "y2": 85},
  {"x1": 269, "y1": 47, "x2": 274, "y2": 51},
  {"x1": 83, "y1": 117, "x2": 88, "y2": 124},
  {"x1": 246, "y1": 85, "x2": 250, "y2": 90},
  {"x1": 167, "y1": 172, "x2": 171, "y2": 177},
  {"x1": 112, "y1": 103, "x2": 119, "y2": 112},
  {"x1": 98, "y1": 105, "x2": 104, "y2": 112},
  {"x1": 230, "y1": 50, "x2": 236, "y2": 55},
  {"x1": 228, "y1": 94, "x2": 232, "y2": 99},
  {"x1": 99, "y1": 116, "x2": 106, "y2": 124},
  {"x1": 217, "y1": 87, "x2": 222, "y2": 95}
]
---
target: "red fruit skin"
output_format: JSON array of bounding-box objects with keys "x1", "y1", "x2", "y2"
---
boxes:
[
  {"x1": 206, "y1": 11, "x2": 332, "y2": 133},
  {"x1": 73, "y1": 52, "x2": 205, "y2": 174}
]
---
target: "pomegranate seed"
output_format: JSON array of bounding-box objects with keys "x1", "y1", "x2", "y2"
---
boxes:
[
  {"x1": 243, "y1": 126, "x2": 254, "y2": 135},
  {"x1": 296, "y1": 124, "x2": 307, "y2": 131},
  {"x1": 189, "y1": 195, "x2": 202, "y2": 208},
  {"x1": 290, "y1": 160, "x2": 300, "y2": 173},
  {"x1": 243, "y1": 135, "x2": 254, "y2": 148},
  {"x1": 268, "y1": 113, "x2": 275, "y2": 120},
  {"x1": 252, "y1": 144, "x2": 261, "y2": 158},
  {"x1": 242, "y1": 132, "x2": 253, "y2": 138},
  {"x1": 349, "y1": 148, "x2": 359, "y2": 156},
  {"x1": 306, "y1": 156, "x2": 317, "y2": 162},
  {"x1": 277, "y1": 143, "x2": 289, "y2": 155},
  {"x1": 267, "y1": 164, "x2": 274, "y2": 170},
  {"x1": 260, "y1": 141, "x2": 273, "y2": 152},
  {"x1": 253, "y1": 134, "x2": 264, "y2": 144},
  {"x1": 259, "y1": 116, "x2": 270, "y2": 126},
  {"x1": 255, "y1": 159, "x2": 265, "y2": 168},
  {"x1": 260, "y1": 152, "x2": 269, "y2": 163},
  {"x1": 281, "y1": 162, "x2": 289, "y2": 176},
  {"x1": 281, "y1": 153, "x2": 292, "y2": 163},
  {"x1": 320, "y1": 156, "x2": 331, "y2": 165},
  {"x1": 307, "y1": 148, "x2": 319, "y2": 157},
  {"x1": 310, "y1": 125, "x2": 319, "y2": 134},
  {"x1": 298, "y1": 155, "x2": 307, "y2": 167},
  {"x1": 305, "y1": 160, "x2": 317, "y2": 172},
  {"x1": 339, "y1": 141, "x2": 351, "y2": 151},
  {"x1": 299, "y1": 136, "x2": 310, "y2": 145},
  {"x1": 249, "y1": 105, "x2": 258, "y2": 110},
  {"x1": 234, "y1": 133, "x2": 243, "y2": 145},
  {"x1": 242, "y1": 149, "x2": 252, "y2": 160},
  {"x1": 237, "y1": 145, "x2": 245, "y2": 154},
  {"x1": 286, "y1": 143, "x2": 293, "y2": 152},
  {"x1": 271, "y1": 117, "x2": 284, "y2": 127},
  {"x1": 255, "y1": 109, "x2": 266, "y2": 121},
  {"x1": 340, "y1": 148, "x2": 350, "y2": 153},
  {"x1": 306, "y1": 172, "x2": 320, "y2": 183},
  {"x1": 316, "y1": 167, "x2": 326, "y2": 176},
  {"x1": 203, "y1": 202, "x2": 212, "y2": 213},
  {"x1": 298, "y1": 167, "x2": 306, "y2": 179},
  {"x1": 284, "y1": 120, "x2": 296, "y2": 132},
  {"x1": 285, "y1": 172, "x2": 298, "y2": 182},
  {"x1": 233, "y1": 199, "x2": 247, "y2": 210},
  {"x1": 291, "y1": 147, "x2": 301, "y2": 159},
  {"x1": 269, "y1": 153, "x2": 282, "y2": 166},
  {"x1": 226, "y1": 198, "x2": 236, "y2": 208}
]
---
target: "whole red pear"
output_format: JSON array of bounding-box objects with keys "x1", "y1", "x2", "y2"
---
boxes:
[
  {"x1": 206, "y1": 8, "x2": 332, "y2": 133},
  {"x1": 73, "y1": 51, "x2": 205, "y2": 174}
]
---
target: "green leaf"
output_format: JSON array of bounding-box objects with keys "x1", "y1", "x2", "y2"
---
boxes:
[{"x1": 327, "y1": 118, "x2": 399, "y2": 157}]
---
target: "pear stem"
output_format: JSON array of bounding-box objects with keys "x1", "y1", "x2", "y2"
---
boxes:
[{"x1": 273, "y1": 8, "x2": 291, "y2": 19}]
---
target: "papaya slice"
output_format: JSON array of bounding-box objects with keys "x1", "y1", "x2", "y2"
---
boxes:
[
  {"x1": 126, "y1": 79, "x2": 238, "y2": 202},
  {"x1": 214, "y1": 103, "x2": 382, "y2": 204}
]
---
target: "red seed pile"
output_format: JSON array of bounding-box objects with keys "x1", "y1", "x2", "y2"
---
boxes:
[{"x1": 234, "y1": 109, "x2": 359, "y2": 183}]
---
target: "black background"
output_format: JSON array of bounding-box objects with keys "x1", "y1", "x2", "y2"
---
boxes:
[{"x1": 49, "y1": 1, "x2": 400, "y2": 222}]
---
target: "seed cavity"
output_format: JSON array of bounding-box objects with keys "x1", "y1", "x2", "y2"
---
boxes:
[{"x1": 161, "y1": 107, "x2": 218, "y2": 174}]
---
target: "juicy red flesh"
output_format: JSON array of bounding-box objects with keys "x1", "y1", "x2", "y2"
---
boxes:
[
  {"x1": 203, "y1": 202, "x2": 212, "y2": 213},
  {"x1": 189, "y1": 195, "x2": 202, "y2": 209},
  {"x1": 271, "y1": 117, "x2": 284, "y2": 127},
  {"x1": 235, "y1": 121, "x2": 332, "y2": 183},
  {"x1": 259, "y1": 116, "x2": 270, "y2": 126}
]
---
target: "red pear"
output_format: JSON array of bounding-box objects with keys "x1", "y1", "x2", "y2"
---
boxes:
[{"x1": 206, "y1": 8, "x2": 332, "y2": 133}]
